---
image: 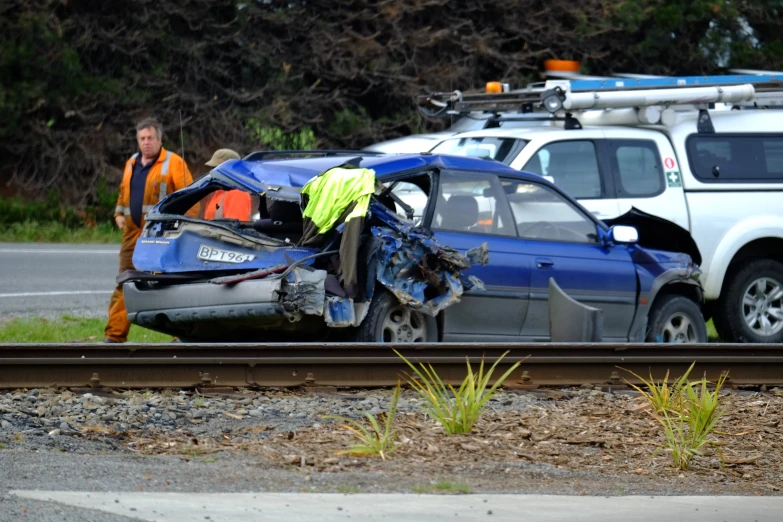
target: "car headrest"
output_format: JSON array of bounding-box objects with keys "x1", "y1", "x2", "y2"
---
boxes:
[
  {"x1": 440, "y1": 195, "x2": 478, "y2": 230},
  {"x1": 266, "y1": 199, "x2": 302, "y2": 222}
]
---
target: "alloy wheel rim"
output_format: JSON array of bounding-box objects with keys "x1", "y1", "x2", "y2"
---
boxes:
[
  {"x1": 661, "y1": 312, "x2": 698, "y2": 343},
  {"x1": 381, "y1": 304, "x2": 426, "y2": 342},
  {"x1": 741, "y1": 277, "x2": 783, "y2": 337}
]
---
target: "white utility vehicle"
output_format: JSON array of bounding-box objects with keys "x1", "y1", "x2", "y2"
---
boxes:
[{"x1": 419, "y1": 74, "x2": 783, "y2": 343}]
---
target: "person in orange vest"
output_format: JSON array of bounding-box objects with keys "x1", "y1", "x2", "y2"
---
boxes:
[
  {"x1": 203, "y1": 148, "x2": 252, "y2": 221},
  {"x1": 103, "y1": 119, "x2": 194, "y2": 343}
]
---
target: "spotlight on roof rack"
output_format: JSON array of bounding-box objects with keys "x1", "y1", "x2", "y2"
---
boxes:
[
  {"x1": 486, "y1": 81, "x2": 510, "y2": 93},
  {"x1": 541, "y1": 87, "x2": 565, "y2": 113}
]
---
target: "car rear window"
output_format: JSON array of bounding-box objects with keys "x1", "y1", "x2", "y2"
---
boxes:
[
  {"x1": 430, "y1": 137, "x2": 526, "y2": 165},
  {"x1": 686, "y1": 134, "x2": 783, "y2": 183}
]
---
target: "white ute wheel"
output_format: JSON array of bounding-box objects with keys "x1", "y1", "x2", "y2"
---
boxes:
[
  {"x1": 356, "y1": 289, "x2": 437, "y2": 342},
  {"x1": 715, "y1": 259, "x2": 783, "y2": 343},
  {"x1": 646, "y1": 294, "x2": 708, "y2": 344}
]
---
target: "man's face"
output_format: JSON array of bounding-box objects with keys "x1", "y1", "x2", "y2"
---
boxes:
[{"x1": 137, "y1": 127, "x2": 162, "y2": 158}]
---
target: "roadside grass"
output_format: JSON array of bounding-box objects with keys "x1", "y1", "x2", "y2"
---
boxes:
[
  {"x1": 0, "y1": 221, "x2": 121, "y2": 243},
  {"x1": 0, "y1": 315, "x2": 171, "y2": 343},
  {"x1": 413, "y1": 480, "x2": 471, "y2": 494},
  {"x1": 706, "y1": 319, "x2": 719, "y2": 342},
  {"x1": 336, "y1": 485, "x2": 361, "y2": 494},
  {"x1": 198, "y1": 456, "x2": 219, "y2": 463}
]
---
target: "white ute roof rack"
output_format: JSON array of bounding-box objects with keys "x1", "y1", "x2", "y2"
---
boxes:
[{"x1": 418, "y1": 72, "x2": 783, "y2": 131}]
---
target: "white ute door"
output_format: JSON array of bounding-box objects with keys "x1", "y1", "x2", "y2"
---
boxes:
[{"x1": 600, "y1": 128, "x2": 690, "y2": 231}]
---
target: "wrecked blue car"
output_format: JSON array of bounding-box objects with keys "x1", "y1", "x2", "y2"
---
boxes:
[{"x1": 122, "y1": 151, "x2": 707, "y2": 343}]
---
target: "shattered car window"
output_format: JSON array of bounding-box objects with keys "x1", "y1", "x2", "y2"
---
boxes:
[
  {"x1": 152, "y1": 172, "x2": 304, "y2": 244},
  {"x1": 378, "y1": 174, "x2": 432, "y2": 226},
  {"x1": 388, "y1": 181, "x2": 427, "y2": 224}
]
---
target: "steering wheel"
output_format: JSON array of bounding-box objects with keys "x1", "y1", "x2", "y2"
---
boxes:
[{"x1": 518, "y1": 221, "x2": 561, "y2": 240}]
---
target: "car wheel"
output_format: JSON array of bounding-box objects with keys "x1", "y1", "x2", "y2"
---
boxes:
[
  {"x1": 715, "y1": 259, "x2": 783, "y2": 343},
  {"x1": 356, "y1": 289, "x2": 437, "y2": 342},
  {"x1": 646, "y1": 295, "x2": 707, "y2": 344}
]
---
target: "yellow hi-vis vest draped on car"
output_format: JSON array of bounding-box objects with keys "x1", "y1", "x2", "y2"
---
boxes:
[
  {"x1": 300, "y1": 166, "x2": 376, "y2": 234},
  {"x1": 297, "y1": 165, "x2": 377, "y2": 298}
]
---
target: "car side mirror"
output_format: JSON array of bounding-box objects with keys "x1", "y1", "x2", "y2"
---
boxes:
[{"x1": 608, "y1": 225, "x2": 639, "y2": 244}]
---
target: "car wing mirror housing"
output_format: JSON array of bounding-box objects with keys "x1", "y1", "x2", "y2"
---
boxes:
[{"x1": 607, "y1": 225, "x2": 639, "y2": 245}]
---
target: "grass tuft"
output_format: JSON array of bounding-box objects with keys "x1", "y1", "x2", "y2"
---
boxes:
[
  {"x1": 621, "y1": 362, "x2": 696, "y2": 415},
  {"x1": 325, "y1": 382, "x2": 401, "y2": 460},
  {"x1": 396, "y1": 350, "x2": 523, "y2": 435},
  {"x1": 336, "y1": 485, "x2": 361, "y2": 494},
  {"x1": 661, "y1": 371, "x2": 727, "y2": 470},
  {"x1": 622, "y1": 363, "x2": 727, "y2": 470},
  {"x1": 413, "y1": 480, "x2": 471, "y2": 494}
]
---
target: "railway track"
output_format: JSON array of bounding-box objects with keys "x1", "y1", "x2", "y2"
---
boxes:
[{"x1": 1, "y1": 343, "x2": 782, "y2": 390}]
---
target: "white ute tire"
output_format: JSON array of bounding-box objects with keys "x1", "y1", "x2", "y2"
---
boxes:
[{"x1": 715, "y1": 259, "x2": 783, "y2": 343}]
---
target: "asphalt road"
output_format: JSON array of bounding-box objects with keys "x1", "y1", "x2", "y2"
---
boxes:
[{"x1": 0, "y1": 243, "x2": 119, "y2": 320}]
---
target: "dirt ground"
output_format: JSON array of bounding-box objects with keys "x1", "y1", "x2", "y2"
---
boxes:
[{"x1": 102, "y1": 388, "x2": 783, "y2": 496}]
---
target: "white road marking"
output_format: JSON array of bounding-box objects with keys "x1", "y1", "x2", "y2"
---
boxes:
[
  {"x1": 8, "y1": 491, "x2": 783, "y2": 522},
  {"x1": 0, "y1": 249, "x2": 118, "y2": 254},
  {"x1": 0, "y1": 290, "x2": 111, "y2": 298}
]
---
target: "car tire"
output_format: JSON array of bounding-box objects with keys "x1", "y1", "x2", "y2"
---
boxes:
[
  {"x1": 714, "y1": 259, "x2": 783, "y2": 343},
  {"x1": 646, "y1": 295, "x2": 707, "y2": 344},
  {"x1": 355, "y1": 289, "x2": 437, "y2": 342}
]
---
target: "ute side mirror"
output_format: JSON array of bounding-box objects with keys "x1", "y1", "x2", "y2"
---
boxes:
[{"x1": 608, "y1": 225, "x2": 639, "y2": 245}]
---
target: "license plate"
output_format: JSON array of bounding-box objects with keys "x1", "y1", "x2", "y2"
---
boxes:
[{"x1": 197, "y1": 245, "x2": 256, "y2": 263}]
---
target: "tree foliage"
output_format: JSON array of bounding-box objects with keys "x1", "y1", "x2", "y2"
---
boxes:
[{"x1": 1, "y1": 0, "x2": 782, "y2": 213}]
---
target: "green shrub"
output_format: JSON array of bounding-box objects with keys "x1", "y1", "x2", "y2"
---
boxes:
[
  {"x1": 396, "y1": 350, "x2": 524, "y2": 434},
  {"x1": 246, "y1": 120, "x2": 317, "y2": 150}
]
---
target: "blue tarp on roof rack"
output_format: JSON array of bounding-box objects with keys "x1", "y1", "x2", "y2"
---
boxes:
[{"x1": 565, "y1": 74, "x2": 783, "y2": 92}]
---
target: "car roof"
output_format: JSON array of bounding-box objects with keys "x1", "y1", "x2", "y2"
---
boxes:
[{"x1": 214, "y1": 152, "x2": 543, "y2": 189}]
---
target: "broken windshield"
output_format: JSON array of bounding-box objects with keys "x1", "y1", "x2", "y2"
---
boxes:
[{"x1": 147, "y1": 172, "x2": 306, "y2": 244}]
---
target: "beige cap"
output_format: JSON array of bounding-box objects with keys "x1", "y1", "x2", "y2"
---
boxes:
[{"x1": 205, "y1": 148, "x2": 241, "y2": 167}]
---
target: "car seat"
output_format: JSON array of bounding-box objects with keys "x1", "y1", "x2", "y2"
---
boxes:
[
  {"x1": 439, "y1": 195, "x2": 479, "y2": 231},
  {"x1": 252, "y1": 199, "x2": 303, "y2": 240}
]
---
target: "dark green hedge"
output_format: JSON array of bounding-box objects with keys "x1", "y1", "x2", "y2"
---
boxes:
[{"x1": 2, "y1": 0, "x2": 782, "y2": 218}]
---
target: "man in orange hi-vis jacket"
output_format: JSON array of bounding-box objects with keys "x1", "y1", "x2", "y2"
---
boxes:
[
  {"x1": 202, "y1": 148, "x2": 252, "y2": 221},
  {"x1": 103, "y1": 119, "x2": 194, "y2": 343}
]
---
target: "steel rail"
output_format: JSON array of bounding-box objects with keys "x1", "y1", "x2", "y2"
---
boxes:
[{"x1": 1, "y1": 343, "x2": 782, "y2": 389}]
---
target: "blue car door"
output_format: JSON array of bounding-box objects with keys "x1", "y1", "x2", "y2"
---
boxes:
[
  {"x1": 500, "y1": 178, "x2": 639, "y2": 341},
  {"x1": 429, "y1": 171, "x2": 532, "y2": 341}
]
